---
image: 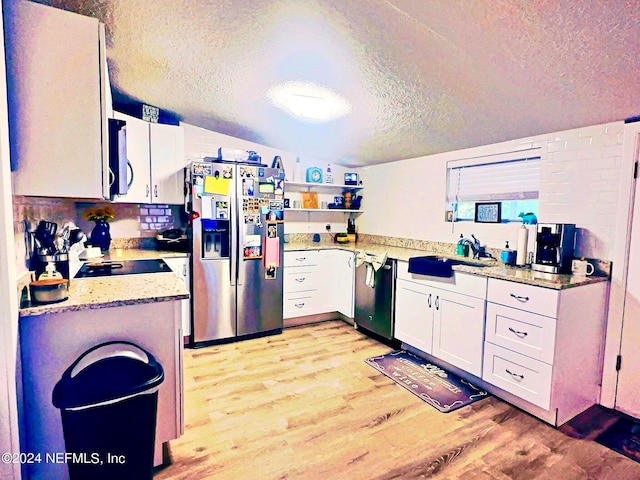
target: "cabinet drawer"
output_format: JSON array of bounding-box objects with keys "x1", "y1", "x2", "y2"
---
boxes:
[
  {"x1": 284, "y1": 250, "x2": 318, "y2": 267},
  {"x1": 487, "y1": 278, "x2": 558, "y2": 318},
  {"x1": 284, "y1": 269, "x2": 317, "y2": 293},
  {"x1": 483, "y1": 342, "x2": 552, "y2": 410},
  {"x1": 283, "y1": 294, "x2": 316, "y2": 319},
  {"x1": 485, "y1": 303, "x2": 556, "y2": 364}
]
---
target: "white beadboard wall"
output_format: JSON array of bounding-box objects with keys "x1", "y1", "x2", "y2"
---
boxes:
[
  {"x1": 182, "y1": 122, "x2": 356, "y2": 234},
  {"x1": 359, "y1": 121, "x2": 626, "y2": 261}
]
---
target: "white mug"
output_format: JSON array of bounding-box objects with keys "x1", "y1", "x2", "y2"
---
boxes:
[{"x1": 571, "y1": 259, "x2": 594, "y2": 276}]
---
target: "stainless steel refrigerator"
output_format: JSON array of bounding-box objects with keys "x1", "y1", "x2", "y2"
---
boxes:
[{"x1": 187, "y1": 160, "x2": 285, "y2": 347}]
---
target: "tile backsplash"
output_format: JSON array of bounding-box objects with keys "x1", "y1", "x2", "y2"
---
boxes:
[{"x1": 12, "y1": 196, "x2": 186, "y2": 275}]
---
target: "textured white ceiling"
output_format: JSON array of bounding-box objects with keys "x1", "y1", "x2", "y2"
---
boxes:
[{"x1": 34, "y1": 0, "x2": 640, "y2": 166}]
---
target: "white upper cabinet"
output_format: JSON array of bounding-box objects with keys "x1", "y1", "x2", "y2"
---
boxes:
[
  {"x1": 7, "y1": 0, "x2": 112, "y2": 199},
  {"x1": 113, "y1": 111, "x2": 185, "y2": 204},
  {"x1": 151, "y1": 122, "x2": 186, "y2": 204}
]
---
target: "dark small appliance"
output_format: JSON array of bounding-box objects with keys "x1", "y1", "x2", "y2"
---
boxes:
[{"x1": 531, "y1": 223, "x2": 575, "y2": 274}]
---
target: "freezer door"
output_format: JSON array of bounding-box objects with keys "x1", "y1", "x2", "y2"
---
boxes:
[{"x1": 191, "y1": 200, "x2": 236, "y2": 344}]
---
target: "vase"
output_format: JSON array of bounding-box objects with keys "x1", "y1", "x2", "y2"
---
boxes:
[{"x1": 90, "y1": 220, "x2": 111, "y2": 252}]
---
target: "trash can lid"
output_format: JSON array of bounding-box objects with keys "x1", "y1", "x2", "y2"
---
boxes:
[{"x1": 52, "y1": 341, "x2": 164, "y2": 410}]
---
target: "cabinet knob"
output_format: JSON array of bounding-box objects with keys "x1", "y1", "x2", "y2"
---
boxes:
[
  {"x1": 294, "y1": 303, "x2": 305, "y2": 308},
  {"x1": 294, "y1": 277, "x2": 306, "y2": 282},
  {"x1": 145, "y1": 184, "x2": 150, "y2": 197},
  {"x1": 509, "y1": 293, "x2": 530, "y2": 302},
  {"x1": 154, "y1": 185, "x2": 159, "y2": 198}
]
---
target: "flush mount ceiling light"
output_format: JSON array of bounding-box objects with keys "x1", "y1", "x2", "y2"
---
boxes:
[{"x1": 267, "y1": 82, "x2": 351, "y2": 122}]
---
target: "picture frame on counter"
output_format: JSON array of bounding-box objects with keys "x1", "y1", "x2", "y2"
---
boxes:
[{"x1": 474, "y1": 202, "x2": 501, "y2": 223}]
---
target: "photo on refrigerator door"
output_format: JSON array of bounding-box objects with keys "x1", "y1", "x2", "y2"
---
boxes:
[
  {"x1": 265, "y1": 264, "x2": 276, "y2": 280},
  {"x1": 269, "y1": 199, "x2": 283, "y2": 211},
  {"x1": 216, "y1": 201, "x2": 229, "y2": 219},
  {"x1": 244, "y1": 234, "x2": 262, "y2": 259},
  {"x1": 242, "y1": 178, "x2": 255, "y2": 196},
  {"x1": 240, "y1": 166, "x2": 256, "y2": 178},
  {"x1": 267, "y1": 210, "x2": 284, "y2": 222}
]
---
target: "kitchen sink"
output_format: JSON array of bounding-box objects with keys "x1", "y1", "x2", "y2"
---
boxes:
[{"x1": 407, "y1": 255, "x2": 491, "y2": 277}]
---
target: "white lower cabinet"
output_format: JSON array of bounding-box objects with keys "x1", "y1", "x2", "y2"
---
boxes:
[
  {"x1": 482, "y1": 278, "x2": 608, "y2": 425},
  {"x1": 283, "y1": 249, "x2": 355, "y2": 319},
  {"x1": 394, "y1": 263, "x2": 608, "y2": 426},
  {"x1": 319, "y1": 249, "x2": 355, "y2": 317},
  {"x1": 284, "y1": 251, "x2": 320, "y2": 319},
  {"x1": 394, "y1": 265, "x2": 487, "y2": 377},
  {"x1": 483, "y1": 342, "x2": 553, "y2": 410},
  {"x1": 432, "y1": 289, "x2": 485, "y2": 377},
  {"x1": 394, "y1": 279, "x2": 433, "y2": 354},
  {"x1": 163, "y1": 256, "x2": 191, "y2": 337},
  {"x1": 19, "y1": 301, "x2": 183, "y2": 478},
  {"x1": 483, "y1": 279, "x2": 559, "y2": 410}
]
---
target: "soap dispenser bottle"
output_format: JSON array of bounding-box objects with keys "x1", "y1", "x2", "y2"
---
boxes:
[
  {"x1": 501, "y1": 241, "x2": 515, "y2": 265},
  {"x1": 325, "y1": 164, "x2": 333, "y2": 183}
]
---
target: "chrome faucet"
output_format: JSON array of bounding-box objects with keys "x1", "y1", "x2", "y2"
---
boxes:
[
  {"x1": 460, "y1": 237, "x2": 479, "y2": 259},
  {"x1": 460, "y1": 234, "x2": 485, "y2": 259}
]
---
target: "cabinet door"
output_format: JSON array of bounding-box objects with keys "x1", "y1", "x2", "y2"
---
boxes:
[
  {"x1": 150, "y1": 122, "x2": 185, "y2": 205},
  {"x1": 8, "y1": 1, "x2": 108, "y2": 199},
  {"x1": 315, "y1": 250, "x2": 336, "y2": 315},
  {"x1": 394, "y1": 279, "x2": 433, "y2": 354},
  {"x1": 324, "y1": 249, "x2": 355, "y2": 318},
  {"x1": 432, "y1": 289, "x2": 485, "y2": 377},
  {"x1": 337, "y1": 250, "x2": 355, "y2": 317},
  {"x1": 163, "y1": 256, "x2": 191, "y2": 337},
  {"x1": 114, "y1": 111, "x2": 151, "y2": 203}
]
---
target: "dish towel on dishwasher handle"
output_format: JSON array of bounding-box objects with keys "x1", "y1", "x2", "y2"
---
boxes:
[{"x1": 355, "y1": 251, "x2": 388, "y2": 288}]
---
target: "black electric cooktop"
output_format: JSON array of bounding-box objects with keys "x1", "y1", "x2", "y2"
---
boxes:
[{"x1": 74, "y1": 258, "x2": 172, "y2": 278}]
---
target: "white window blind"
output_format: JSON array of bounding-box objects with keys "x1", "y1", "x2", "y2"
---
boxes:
[{"x1": 447, "y1": 149, "x2": 541, "y2": 203}]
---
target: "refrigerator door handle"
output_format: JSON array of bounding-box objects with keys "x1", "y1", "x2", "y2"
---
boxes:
[
  {"x1": 236, "y1": 173, "x2": 246, "y2": 286},
  {"x1": 230, "y1": 200, "x2": 237, "y2": 288}
]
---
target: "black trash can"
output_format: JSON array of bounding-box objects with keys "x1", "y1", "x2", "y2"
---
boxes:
[{"x1": 52, "y1": 341, "x2": 164, "y2": 480}]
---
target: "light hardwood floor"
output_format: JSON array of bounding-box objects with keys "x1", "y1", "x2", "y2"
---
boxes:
[{"x1": 154, "y1": 321, "x2": 640, "y2": 480}]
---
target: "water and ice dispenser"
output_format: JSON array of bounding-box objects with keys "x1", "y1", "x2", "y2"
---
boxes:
[{"x1": 201, "y1": 219, "x2": 230, "y2": 259}]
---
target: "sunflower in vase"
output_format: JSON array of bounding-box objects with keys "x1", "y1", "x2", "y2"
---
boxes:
[
  {"x1": 83, "y1": 206, "x2": 115, "y2": 251},
  {"x1": 83, "y1": 206, "x2": 116, "y2": 223}
]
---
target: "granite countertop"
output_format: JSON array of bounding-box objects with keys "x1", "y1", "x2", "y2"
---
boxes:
[
  {"x1": 18, "y1": 248, "x2": 190, "y2": 317},
  {"x1": 284, "y1": 241, "x2": 609, "y2": 290},
  {"x1": 96, "y1": 248, "x2": 189, "y2": 261}
]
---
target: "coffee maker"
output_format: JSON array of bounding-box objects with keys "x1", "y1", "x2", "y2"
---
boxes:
[{"x1": 532, "y1": 223, "x2": 575, "y2": 274}]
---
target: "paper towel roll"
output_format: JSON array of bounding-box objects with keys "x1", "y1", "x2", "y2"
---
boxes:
[{"x1": 516, "y1": 226, "x2": 529, "y2": 266}]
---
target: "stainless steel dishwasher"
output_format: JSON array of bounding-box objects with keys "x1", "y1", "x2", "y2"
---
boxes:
[{"x1": 355, "y1": 257, "x2": 396, "y2": 340}]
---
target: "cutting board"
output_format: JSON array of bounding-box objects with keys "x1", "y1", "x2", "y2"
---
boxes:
[{"x1": 301, "y1": 192, "x2": 319, "y2": 209}]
